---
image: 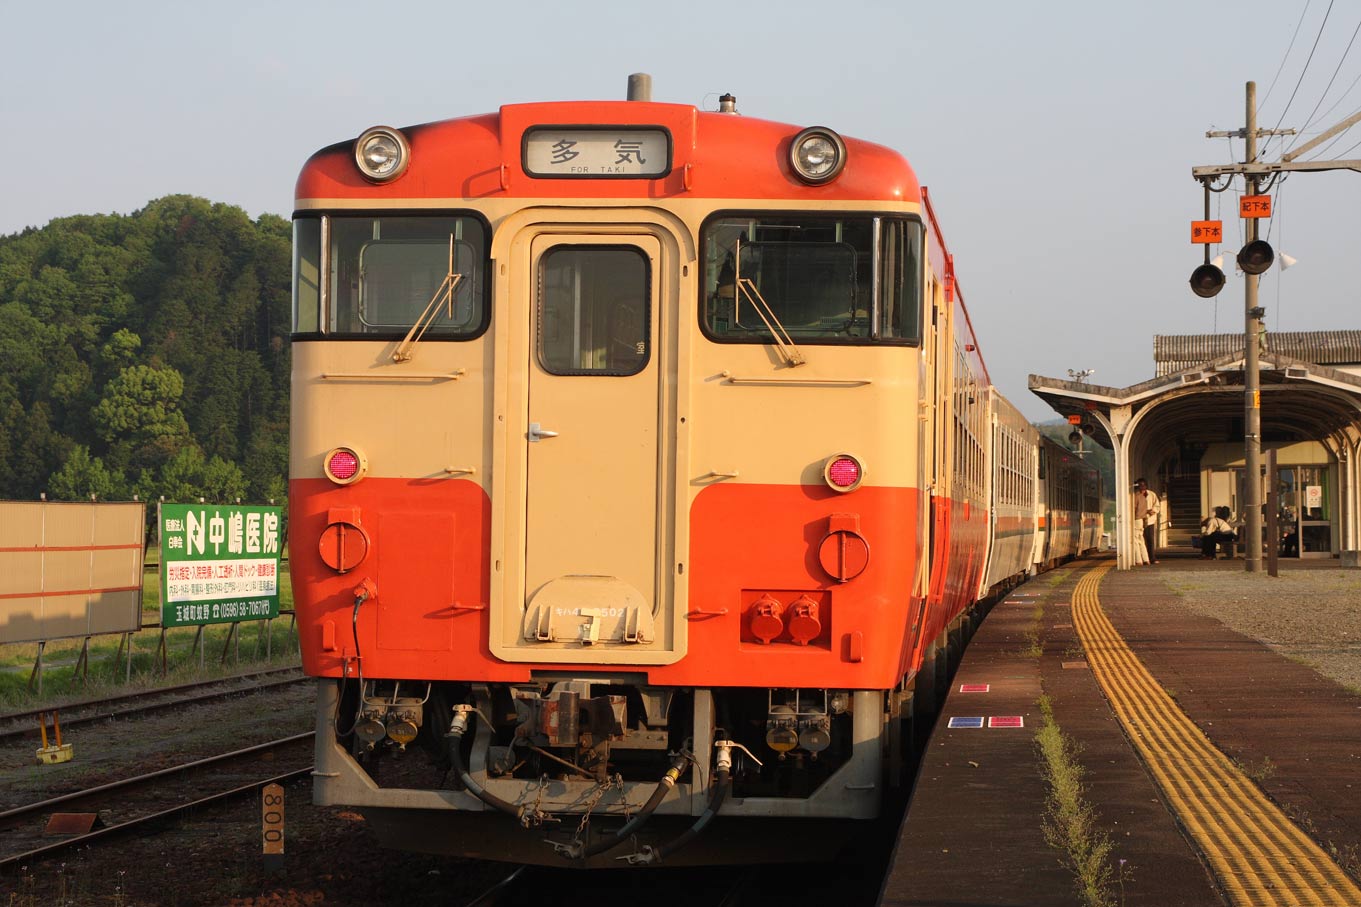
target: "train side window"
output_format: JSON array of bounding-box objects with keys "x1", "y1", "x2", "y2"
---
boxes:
[
  {"x1": 879, "y1": 219, "x2": 923, "y2": 340},
  {"x1": 293, "y1": 218, "x2": 321, "y2": 334},
  {"x1": 537, "y1": 246, "x2": 650, "y2": 376}
]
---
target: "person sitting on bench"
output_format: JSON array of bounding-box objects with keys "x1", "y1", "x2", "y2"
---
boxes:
[{"x1": 1200, "y1": 506, "x2": 1237, "y2": 559}]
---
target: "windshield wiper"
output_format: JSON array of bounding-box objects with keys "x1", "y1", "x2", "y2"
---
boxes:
[
  {"x1": 735, "y1": 238, "x2": 806, "y2": 366},
  {"x1": 392, "y1": 236, "x2": 465, "y2": 363}
]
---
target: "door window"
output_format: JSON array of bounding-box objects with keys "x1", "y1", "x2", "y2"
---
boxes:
[{"x1": 537, "y1": 246, "x2": 651, "y2": 376}]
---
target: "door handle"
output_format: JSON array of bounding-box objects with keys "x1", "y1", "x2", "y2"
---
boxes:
[{"x1": 528, "y1": 422, "x2": 559, "y2": 441}]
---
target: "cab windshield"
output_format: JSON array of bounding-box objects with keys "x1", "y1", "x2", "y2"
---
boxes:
[
  {"x1": 291, "y1": 214, "x2": 489, "y2": 338},
  {"x1": 701, "y1": 214, "x2": 922, "y2": 344}
]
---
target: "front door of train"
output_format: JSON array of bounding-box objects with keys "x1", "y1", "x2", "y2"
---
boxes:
[{"x1": 518, "y1": 232, "x2": 666, "y2": 655}]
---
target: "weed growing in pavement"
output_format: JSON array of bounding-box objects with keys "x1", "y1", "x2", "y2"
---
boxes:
[
  {"x1": 1022, "y1": 604, "x2": 1045, "y2": 658},
  {"x1": 1035, "y1": 694, "x2": 1120, "y2": 907},
  {"x1": 1238, "y1": 755, "x2": 1276, "y2": 784},
  {"x1": 1043, "y1": 569, "x2": 1072, "y2": 588},
  {"x1": 1272, "y1": 805, "x2": 1361, "y2": 884},
  {"x1": 1327, "y1": 841, "x2": 1361, "y2": 884}
]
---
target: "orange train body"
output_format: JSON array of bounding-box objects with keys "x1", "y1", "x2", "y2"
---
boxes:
[{"x1": 288, "y1": 83, "x2": 1102, "y2": 867}]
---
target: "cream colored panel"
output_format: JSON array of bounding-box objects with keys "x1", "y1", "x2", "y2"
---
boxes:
[
  {"x1": 93, "y1": 503, "x2": 144, "y2": 546},
  {"x1": 0, "y1": 552, "x2": 42, "y2": 597},
  {"x1": 90, "y1": 549, "x2": 138, "y2": 590},
  {"x1": 0, "y1": 502, "x2": 43, "y2": 546},
  {"x1": 40, "y1": 592, "x2": 90, "y2": 639},
  {"x1": 687, "y1": 343, "x2": 920, "y2": 491},
  {"x1": 44, "y1": 503, "x2": 96, "y2": 544},
  {"x1": 289, "y1": 339, "x2": 491, "y2": 486},
  {"x1": 90, "y1": 590, "x2": 141, "y2": 635},
  {"x1": 43, "y1": 551, "x2": 90, "y2": 593},
  {"x1": 0, "y1": 598, "x2": 44, "y2": 643}
]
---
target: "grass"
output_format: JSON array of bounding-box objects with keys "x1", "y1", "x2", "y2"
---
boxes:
[
  {"x1": 1036, "y1": 693, "x2": 1123, "y2": 907},
  {"x1": 1022, "y1": 603, "x2": 1045, "y2": 658},
  {"x1": 1285, "y1": 805, "x2": 1361, "y2": 884},
  {"x1": 1233, "y1": 755, "x2": 1276, "y2": 785},
  {"x1": 0, "y1": 567, "x2": 299, "y2": 712}
]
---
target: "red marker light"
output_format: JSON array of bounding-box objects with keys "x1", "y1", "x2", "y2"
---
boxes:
[
  {"x1": 823, "y1": 454, "x2": 864, "y2": 492},
  {"x1": 324, "y1": 447, "x2": 366, "y2": 484}
]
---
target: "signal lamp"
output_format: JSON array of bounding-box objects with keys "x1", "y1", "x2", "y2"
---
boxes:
[
  {"x1": 1068, "y1": 430, "x2": 1082, "y2": 446},
  {"x1": 789, "y1": 127, "x2": 847, "y2": 184},
  {"x1": 354, "y1": 126, "x2": 410, "y2": 182},
  {"x1": 324, "y1": 446, "x2": 367, "y2": 485},
  {"x1": 823, "y1": 454, "x2": 864, "y2": 493},
  {"x1": 1189, "y1": 263, "x2": 1225, "y2": 298},
  {"x1": 1237, "y1": 240, "x2": 1275, "y2": 275}
]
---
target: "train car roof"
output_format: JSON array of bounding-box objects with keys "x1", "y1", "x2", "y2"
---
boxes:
[{"x1": 295, "y1": 101, "x2": 921, "y2": 206}]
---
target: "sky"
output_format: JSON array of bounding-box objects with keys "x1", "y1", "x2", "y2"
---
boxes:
[{"x1": 3, "y1": 0, "x2": 1358, "y2": 421}]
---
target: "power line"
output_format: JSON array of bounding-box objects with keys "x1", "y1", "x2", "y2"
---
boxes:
[
  {"x1": 1302, "y1": 101, "x2": 1361, "y2": 159},
  {"x1": 1284, "y1": 13, "x2": 1361, "y2": 155},
  {"x1": 1298, "y1": 53, "x2": 1361, "y2": 129},
  {"x1": 1261, "y1": 0, "x2": 1315, "y2": 108},
  {"x1": 1269, "y1": 0, "x2": 1336, "y2": 139}
]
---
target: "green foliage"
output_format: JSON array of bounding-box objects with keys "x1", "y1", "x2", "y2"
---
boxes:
[
  {"x1": 48, "y1": 444, "x2": 123, "y2": 501},
  {"x1": 0, "y1": 196, "x2": 291, "y2": 503}
]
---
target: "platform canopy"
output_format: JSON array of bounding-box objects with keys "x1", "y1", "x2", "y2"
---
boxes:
[{"x1": 1030, "y1": 349, "x2": 1361, "y2": 569}]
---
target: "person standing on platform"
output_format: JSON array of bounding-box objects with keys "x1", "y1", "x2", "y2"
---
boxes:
[{"x1": 1134, "y1": 478, "x2": 1160, "y2": 564}]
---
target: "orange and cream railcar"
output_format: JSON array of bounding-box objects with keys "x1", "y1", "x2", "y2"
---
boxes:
[
  {"x1": 288, "y1": 82, "x2": 1097, "y2": 867},
  {"x1": 1033, "y1": 436, "x2": 1104, "y2": 569},
  {"x1": 980, "y1": 390, "x2": 1041, "y2": 597}
]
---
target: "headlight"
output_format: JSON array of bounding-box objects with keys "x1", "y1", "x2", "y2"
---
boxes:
[
  {"x1": 354, "y1": 126, "x2": 410, "y2": 182},
  {"x1": 789, "y1": 127, "x2": 847, "y2": 184}
]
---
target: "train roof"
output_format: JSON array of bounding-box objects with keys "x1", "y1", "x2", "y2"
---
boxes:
[{"x1": 295, "y1": 100, "x2": 922, "y2": 206}]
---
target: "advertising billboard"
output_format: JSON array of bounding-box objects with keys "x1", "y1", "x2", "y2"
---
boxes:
[{"x1": 159, "y1": 503, "x2": 283, "y2": 628}]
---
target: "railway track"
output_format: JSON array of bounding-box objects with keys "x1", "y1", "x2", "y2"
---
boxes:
[
  {"x1": 1074, "y1": 562, "x2": 1361, "y2": 907},
  {"x1": 0, "y1": 666, "x2": 308, "y2": 744},
  {"x1": 0, "y1": 732, "x2": 315, "y2": 871}
]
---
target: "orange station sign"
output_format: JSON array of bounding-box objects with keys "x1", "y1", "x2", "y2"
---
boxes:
[
  {"x1": 1240, "y1": 195, "x2": 1272, "y2": 218},
  {"x1": 1191, "y1": 220, "x2": 1222, "y2": 244}
]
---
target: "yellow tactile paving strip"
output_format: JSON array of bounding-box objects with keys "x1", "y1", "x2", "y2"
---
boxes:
[{"x1": 1073, "y1": 562, "x2": 1361, "y2": 906}]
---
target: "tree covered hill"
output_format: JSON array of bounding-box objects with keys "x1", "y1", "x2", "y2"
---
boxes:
[{"x1": 0, "y1": 195, "x2": 291, "y2": 504}]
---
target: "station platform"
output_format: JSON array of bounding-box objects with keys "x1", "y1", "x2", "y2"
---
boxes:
[{"x1": 879, "y1": 554, "x2": 1361, "y2": 907}]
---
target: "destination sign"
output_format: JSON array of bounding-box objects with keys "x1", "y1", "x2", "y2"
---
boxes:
[{"x1": 524, "y1": 127, "x2": 671, "y2": 178}]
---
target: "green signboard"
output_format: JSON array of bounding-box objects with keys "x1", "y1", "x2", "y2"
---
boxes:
[{"x1": 159, "y1": 503, "x2": 283, "y2": 628}]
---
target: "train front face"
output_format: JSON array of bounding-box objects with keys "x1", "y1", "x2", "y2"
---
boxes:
[{"x1": 289, "y1": 99, "x2": 932, "y2": 864}]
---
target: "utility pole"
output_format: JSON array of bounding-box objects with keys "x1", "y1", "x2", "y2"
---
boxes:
[
  {"x1": 1243, "y1": 82, "x2": 1264, "y2": 574},
  {"x1": 1192, "y1": 80, "x2": 1361, "y2": 572}
]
